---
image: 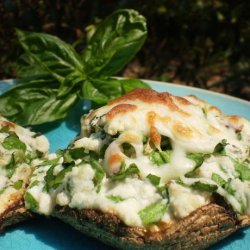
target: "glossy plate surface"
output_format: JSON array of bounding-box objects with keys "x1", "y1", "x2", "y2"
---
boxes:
[{"x1": 0, "y1": 79, "x2": 249, "y2": 250}]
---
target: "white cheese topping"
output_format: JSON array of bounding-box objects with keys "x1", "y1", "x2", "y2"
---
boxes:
[
  {"x1": 0, "y1": 116, "x2": 49, "y2": 215},
  {"x1": 25, "y1": 89, "x2": 250, "y2": 228}
]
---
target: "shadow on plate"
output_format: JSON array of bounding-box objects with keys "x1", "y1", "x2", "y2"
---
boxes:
[{"x1": 20, "y1": 217, "x2": 112, "y2": 250}]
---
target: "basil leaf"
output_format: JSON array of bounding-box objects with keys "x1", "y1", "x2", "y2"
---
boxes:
[
  {"x1": 185, "y1": 153, "x2": 210, "y2": 177},
  {"x1": 81, "y1": 77, "x2": 150, "y2": 105},
  {"x1": 29, "y1": 180, "x2": 39, "y2": 188},
  {"x1": 81, "y1": 78, "x2": 121, "y2": 104},
  {"x1": 16, "y1": 29, "x2": 84, "y2": 83},
  {"x1": 211, "y1": 173, "x2": 226, "y2": 187},
  {"x1": 187, "y1": 153, "x2": 209, "y2": 168},
  {"x1": 51, "y1": 163, "x2": 75, "y2": 189},
  {"x1": 224, "y1": 179, "x2": 235, "y2": 195},
  {"x1": 44, "y1": 165, "x2": 56, "y2": 191},
  {"x1": 119, "y1": 78, "x2": 150, "y2": 94},
  {"x1": 90, "y1": 159, "x2": 105, "y2": 193},
  {"x1": 213, "y1": 139, "x2": 228, "y2": 155},
  {"x1": 138, "y1": 200, "x2": 168, "y2": 225},
  {"x1": 13, "y1": 180, "x2": 23, "y2": 190},
  {"x1": 58, "y1": 71, "x2": 85, "y2": 97},
  {"x1": 233, "y1": 159, "x2": 250, "y2": 181},
  {"x1": 211, "y1": 173, "x2": 235, "y2": 195},
  {"x1": 39, "y1": 157, "x2": 60, "y2": 167},
  {"x1": 106, "y1": 195, "x2": 125, "y2": 203},
  {"x1": 24, "y1": 192, "x2": 38, "y2": 211},
  {"x1": 190, "y1": 181, "x2": 218, "y2": 192},
  {"x1": 82, "y1": 9, "x2": 147, "y2": 77},
  {"x1": 0, "y1": 77, "x2": 78, "y2": 125},
  {"x1": 157, "y1": 186, "x2": 168, "y2": 199},
  {"x1": 44, "y1": 163, "x2": 75, "y2": 191},
  {"x1": 3, "y1": 134, "x2": 26, "y2": 151},
  {"x1": 16, "y1": 53, "x2": 48, "y2": 77},
  {"x1": 64, "y1": 148, "x2": 87, "y2": 162},
  {"x1": 150, "y1": 150, "x2": 171, "y2": 166},
  {"x1": 110, "y1": 163, "x2": 140, "y2": 181},
  {"x1": 147, "y1": 174, "x2": 160, "y2": 186},
  {"x1": 0, "y1": 125, "x2": 10, "y2": 133}
]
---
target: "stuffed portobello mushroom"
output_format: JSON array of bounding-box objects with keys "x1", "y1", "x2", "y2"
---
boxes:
[
  {"x1": 25, "y1": 89, "x2": 250, "y2": 249},
  {"x1": 0, "y1": 116, "x2": 49, "y2": 232}
]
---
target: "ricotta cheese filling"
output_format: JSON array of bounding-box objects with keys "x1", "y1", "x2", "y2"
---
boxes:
[
  {"x1": 25, "y1": 89, "x2": 250, "y2": 228},
  {"x1": 0, "y1": 116, "x2": 49, "y2": 215}
]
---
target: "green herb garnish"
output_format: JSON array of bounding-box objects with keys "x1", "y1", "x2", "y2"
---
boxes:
[
  {"x1": 13, "y1": 180, "x2": 23, "y2": 190},
  {"x1": 233, "y1": 159, "x2": 250, "y2": 181},
  {"x1": 107, "y1": 195, "x2": 125, "y2": 203},
  {"x1": 44, "y1": 163, "x2": 75, "y2": 191},
  {"x1": 90, "y1": 159, "x2": 105, "y2": 193},
  {"x1": 211, "y1": 173, "x2": 226, "y2": 186},
  {"x1": 29, "y1": 180, "x2": 39, "y2": 188},
  {"x1": 150, "y1": 150, "x2": 171, "y2": 166},
  {"x1": 213, "y1": 139, "x2": 228, "y2": 155},
  {"x1": 146, "y1": 174, "x2": 160, "y2": 186},
  {"x1": 138, "y1": 200, "x2": 168, "y2": 225},
  {"x1": 190, "y1": 181, "x2": 218, "y2": 192},
  {"x1": 2, "y1": 134, "x2": 26, "y2": 151},
  {"x1": 110, "y1": 163, "x2": 140, "y2": 181},
  {"x1": 0, "y1": 125, "x2": 10, "y2": 133},
  {"x1": 24, "y1": 192, "x2": 38, "y2": 211}
]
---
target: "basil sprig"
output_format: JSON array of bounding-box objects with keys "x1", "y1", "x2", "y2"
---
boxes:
[{"x1": 0, "y1": 9, "x2": 149, "y2": 125}]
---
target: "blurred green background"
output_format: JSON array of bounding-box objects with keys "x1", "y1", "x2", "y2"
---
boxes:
[{"x1": 0, "y1": 0, "x2": 250, "y2": 100}]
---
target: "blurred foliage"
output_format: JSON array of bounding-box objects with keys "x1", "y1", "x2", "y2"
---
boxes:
[{"x1": 0, "y1": 0, "x2": 250, "y2": 99}]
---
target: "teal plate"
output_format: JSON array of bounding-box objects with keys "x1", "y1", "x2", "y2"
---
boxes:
[{"x1": 0, "y1": 79, "x2": 249, "y2": 250}]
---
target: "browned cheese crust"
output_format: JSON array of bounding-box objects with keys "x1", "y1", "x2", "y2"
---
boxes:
[{"x1": 53, "y1": 202, "x2": 250, "y2": 250}]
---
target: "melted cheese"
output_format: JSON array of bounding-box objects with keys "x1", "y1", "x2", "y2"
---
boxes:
[
  {"x1": 0, "y1": 116, "x2": 49, "y2": 215},
  {"x1": 26, "y1": 89, "x2": 250, "y2": 228}
]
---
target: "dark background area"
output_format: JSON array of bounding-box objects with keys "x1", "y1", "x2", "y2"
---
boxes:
[{"x1": 0, "y1": 0, "x2": 250, "y2": 100}]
